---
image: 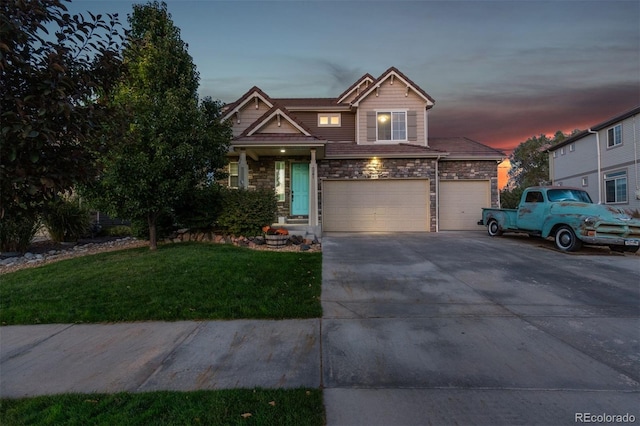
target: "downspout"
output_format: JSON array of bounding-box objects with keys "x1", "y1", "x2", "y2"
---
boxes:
[
  {"x1": 587, "y1": 129, "x2": 602, "y2": 204},
  {"x1": 435, "y1": 155, "x2": 441, "y2": 232},
  {"x1": 633, "y1": 115, "x2": 639, "y2": 200}
]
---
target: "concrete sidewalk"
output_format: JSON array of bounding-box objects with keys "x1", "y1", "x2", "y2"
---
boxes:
[
  {"x1": 2, "y1": 232, "x2": 639, "y2": 426},
  {"x1": 0, "y1": 320, "x2": 320, "y2": 398}
]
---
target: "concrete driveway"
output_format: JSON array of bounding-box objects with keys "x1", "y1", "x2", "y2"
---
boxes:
[{"x1": 321, "y1": 231, "x2": 639, "y2": 425}]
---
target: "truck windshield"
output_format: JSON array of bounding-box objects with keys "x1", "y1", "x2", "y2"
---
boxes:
[{"x1": 547, "y1": 189, "x2": 592, "y2": 203}]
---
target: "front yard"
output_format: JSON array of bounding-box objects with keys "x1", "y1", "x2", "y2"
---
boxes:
[
  {"x1": 0, "y1": 242, "x2": 322, "y2": 325},
  {"x1": 0, "y1": 242, "x2": 324, "y2": 425}
]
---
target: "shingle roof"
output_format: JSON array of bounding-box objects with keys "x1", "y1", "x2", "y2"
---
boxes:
[
  {"x1": 239, "y1": 102, "x2": 313, "y2": 137},
  {"x1": 350, "y1": 67, "x2": 435, "y2": 107},
  {"x1": 326, "y1": 142, "x2": 447, "y2": 158},
  {"x1": 336, "y1": 73, "x2": 376, "y2": 104},
  {"x1": 429, "y1": 137, "x2": 505, "y2": 158},
  {"x1": 548, "y1": 105, "x2": 640, "y2": 151},
  {"x1": 233, "y1": 134, "x2": 324, "y2": 144},
  {"x1": 222, "y1": 86, "x2": 274, "y2": 120}
]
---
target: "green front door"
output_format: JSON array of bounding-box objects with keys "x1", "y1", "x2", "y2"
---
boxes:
[{"x1": 291, "y1": 163, "x2": 309, "y2": 215}]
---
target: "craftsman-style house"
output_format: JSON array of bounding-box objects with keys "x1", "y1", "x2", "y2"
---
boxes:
[{"x1": 221, "y1": 67, "x2": 504, "y2": 235}]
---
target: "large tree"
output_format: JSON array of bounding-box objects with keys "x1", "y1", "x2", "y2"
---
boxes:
[
  {"x1": 501, "y1": 130, "x2": 576, "y2": 208},
  {"x1": 0, "y1": 0, "x2": 123, "y2": 219},
  {"x1": 90, "y1": 1, "x2": 230, "y2": 250}
]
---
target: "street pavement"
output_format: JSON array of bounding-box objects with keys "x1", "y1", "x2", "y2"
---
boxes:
[{"x1": 1, "y1": 231, "x2": 638, "y2": 425}]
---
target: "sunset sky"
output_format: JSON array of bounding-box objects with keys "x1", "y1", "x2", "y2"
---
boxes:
[{"x1": 66, "y1": 0, "x2": 639, "y2": 160}]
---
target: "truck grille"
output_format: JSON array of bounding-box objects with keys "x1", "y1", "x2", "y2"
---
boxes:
[{"x1": 595, "y1": 222, "x2": 640, "y2": 238}]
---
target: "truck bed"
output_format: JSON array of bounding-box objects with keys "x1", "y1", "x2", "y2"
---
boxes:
[{"x1": 481, "y1": 208, "x2": 518, "y2": 230}]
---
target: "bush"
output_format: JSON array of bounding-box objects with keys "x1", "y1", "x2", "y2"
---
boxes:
[
  {"x1": 0, "y1": 211, "x2": 40, "y2": 253},
  {"x1": 42, "y1": 197, "x2": 90, "y2": 242},
  {"x1": 216, "y1": 188, "x2": 277, "y2": 236},
  {"x1": 173, "y1": 184, "x2": 224, "y2": 230},
  {"x1": 104, "y1": 225, "x2": 132, "y2": 237}
]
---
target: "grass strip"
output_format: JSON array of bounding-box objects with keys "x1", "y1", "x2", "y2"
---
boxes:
[
  {"x1": 0, "y1": 388, "x2": 324, "y2": 426},
  {"x1": 0, "y1": 243, "x2": 322, "y2": 325}
]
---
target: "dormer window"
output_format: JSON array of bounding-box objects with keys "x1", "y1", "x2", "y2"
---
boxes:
[
  {"x1": 377, "y1": 111, "x2": 406, "y2": 141},
  {"x1": 318, "y1": 113, "x2": 341, "y2": 127}
]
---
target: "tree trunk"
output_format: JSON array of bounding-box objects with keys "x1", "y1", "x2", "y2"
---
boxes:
[{"x1": 148, "y1": 213, "x2": 158, "y2": 250}]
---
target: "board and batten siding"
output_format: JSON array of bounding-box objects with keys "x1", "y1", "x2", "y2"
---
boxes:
[
  {"x1": 231, "y1": 99, "x2": 271, "y2": 137},
  {"x1": 260, "y1": 117, "x2": 300, "y2": 134},
  {"x1": 356, "y1": 79, "x2": 427, "y2": 145}
]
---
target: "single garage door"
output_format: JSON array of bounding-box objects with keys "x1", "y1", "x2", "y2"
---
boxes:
[
  {"x1": 322, "y1": 179, "x2": 430, "y2": 232},
  {"x1": 439, "y1": 180, "x2": 490, "y2": 230}
]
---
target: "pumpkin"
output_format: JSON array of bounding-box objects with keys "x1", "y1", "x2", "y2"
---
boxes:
[{"x1": 275, "y1": 228, "x2": 289, "y2": 235}]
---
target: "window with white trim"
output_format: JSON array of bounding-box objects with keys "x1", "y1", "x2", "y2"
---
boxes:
[
  {"x1": 607, "y1": 124, "x2": 622, "y2": 148},
  {"x1": 377, "y1": 111, "x2": 406, "y2": 141},
  {"x1": 569, "y1": 143, "x2": 575, "y2": 152},
  {"x1": 604, "y1": 170, "x2": 627, "y2": 203},
  {"x1": 275, "y1": 161, "x2": 285, "y2": 202},
  {"x1": 318, "y1": 113, "x2": 341, "y2": 127},
  {"x1": 228, "y1": 162, "x2": 239, "y2": 188},
  {"x1": 560, "y1": 147, "x2": 565, "y2": 155}
]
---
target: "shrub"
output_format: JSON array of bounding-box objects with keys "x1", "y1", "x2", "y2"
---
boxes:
[
  {"x1": 42, "y1": 197, "x2": 90, "y2": 242},
  {"x1": 104, "y1": 225, "x2": 132, "y2": 237},
  {"x1": 0, "y1": 211, "x2": 40, "y2": 253},
  {"x1": 216, "y1": 188, "x2": 277, "y2": 236},
  {"x1": 173, "y1": 184, "x2": 224, "y2": 230}
]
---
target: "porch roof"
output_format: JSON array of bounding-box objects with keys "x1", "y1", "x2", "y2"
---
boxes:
[{"x1": 230, "y1": 134, "x2": 326, "y2": 160}]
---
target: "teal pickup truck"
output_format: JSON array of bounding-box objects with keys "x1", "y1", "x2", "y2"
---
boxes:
[{"x1": 479, "y1": 186, "x2": 640, "y2": 252}]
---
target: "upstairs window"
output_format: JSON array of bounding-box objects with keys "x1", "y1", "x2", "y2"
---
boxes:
[
  {"x1": 604, "y1": 170, "x2": 627, "y2": 203},
  {"x1": 318, "y1": 113, "x2": 341, "y2": 127},
  {"x1": 607, "y1": 124, "x2": 622, "y2": 148},
  {"x1": 377, "y1": 111, "x2": 406, "y2": 141}
]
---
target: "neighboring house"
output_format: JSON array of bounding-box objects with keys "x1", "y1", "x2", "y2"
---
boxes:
[
  {"x1": 547, "y1": 106, "x2": 640, "y2": 212},
  {"x1": 221, "y1": 67, "x2": 505, "y2": 235}
]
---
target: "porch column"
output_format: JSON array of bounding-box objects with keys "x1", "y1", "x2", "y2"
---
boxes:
[
  {"x1": 309, "y1": 149, "x2": 319, "y2": 227},
  {"x1": 238, "y1": 149, "x2": 249, "y2": 189}
]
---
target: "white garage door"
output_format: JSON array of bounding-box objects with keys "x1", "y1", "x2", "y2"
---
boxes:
[
  {"x1": 439, "y1": 180, "x2": 490, "y2": 230},
  {"x1": 322, "y1": 179, "x2": 430, "y2": 232}
]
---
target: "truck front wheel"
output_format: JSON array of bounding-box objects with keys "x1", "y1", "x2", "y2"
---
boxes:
[
  {"x1": 555, "y1": 226, "x2": 583, "y2": 252},
  {"x1": 487, "y1": 219, "x2": 502, "y2": 237}
]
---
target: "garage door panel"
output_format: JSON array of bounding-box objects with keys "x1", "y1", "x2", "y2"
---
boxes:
[
  {"x1": 323, "y1": 179, "x2": 430, "y2": 232},
  {"x1": 440, "y1": 180, "x2": 490, "y2": 230}
]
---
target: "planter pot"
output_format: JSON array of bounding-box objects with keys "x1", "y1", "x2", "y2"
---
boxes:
[{"x1": 265, "y1": 234, "x2": 289, "y2": 248}]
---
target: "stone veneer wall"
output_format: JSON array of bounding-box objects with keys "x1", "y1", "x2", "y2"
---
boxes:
[
  {"x1": 438, "y1": 160, "x2": 500, "y2": 207},
  {"x1": 236, "y1": 156, "x2": 499, "y2": 229},
  {"x1": 246, "y1": 156, "x2": 309, "y2": 218},
  {"x1": 317, "y1": 158, "x2": 439, "y2": 231}
]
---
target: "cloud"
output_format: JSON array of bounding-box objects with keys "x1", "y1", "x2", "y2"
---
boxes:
[{"x1": 429, "y1": 81, "x2": 639, "y2": 153}]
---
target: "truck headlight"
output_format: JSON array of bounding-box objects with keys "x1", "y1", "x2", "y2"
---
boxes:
[{"x1": 583, "y1": 216, "x2": 596, "y2": 226}]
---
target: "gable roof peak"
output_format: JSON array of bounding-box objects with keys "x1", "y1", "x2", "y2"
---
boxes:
[
  {"x1": 336, "y1": 73, "x2": 376, "y2": 104},
  {"x1": 240, "y1": 102, "x2": 313, "y2": 137},
  {"x1": 222, "y1": 86, "x2": 274, "y2": 121},
  {"x1": 350, "y1": 66, "x2": 435, "y2": 107}
]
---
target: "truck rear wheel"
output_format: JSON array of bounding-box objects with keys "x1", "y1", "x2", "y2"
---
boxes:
[
  {"x1": 487, "y1": 219, "x2": 502, "y2": 237},
  {"x1": 555, "y1": 226, "x2": 582, "y2": 252}
]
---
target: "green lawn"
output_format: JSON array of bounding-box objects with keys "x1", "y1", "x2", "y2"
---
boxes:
[
  {"x1": 0, "y1": 389, "x2": 325, "y2": 426},
  {"x1": 0, "y1": 242, "x2": 322, "y2": 325}
]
